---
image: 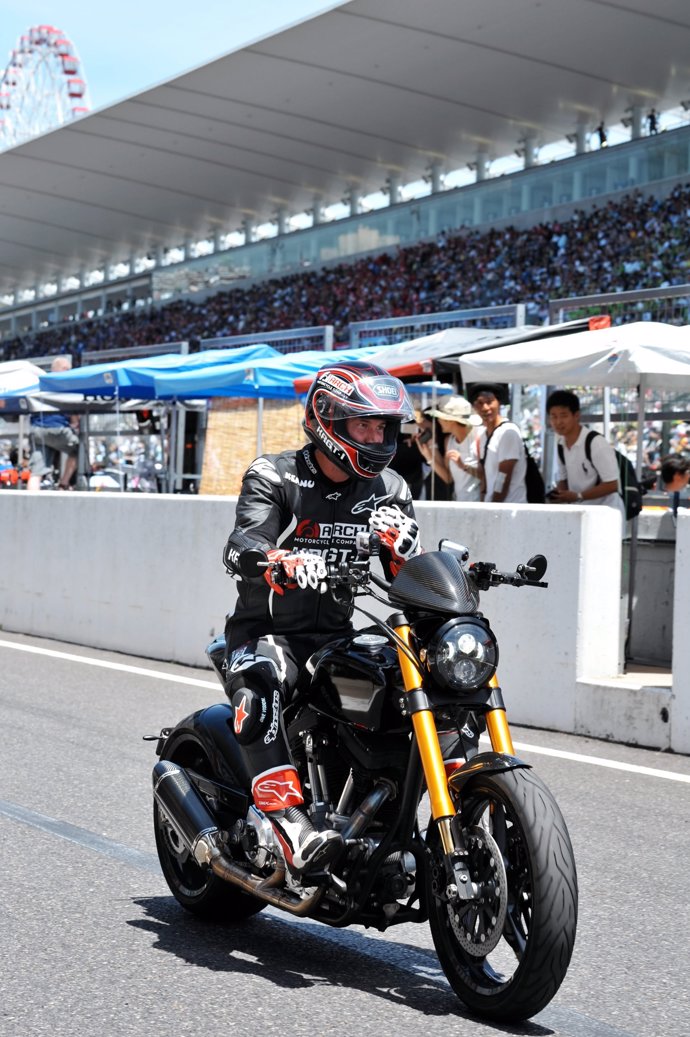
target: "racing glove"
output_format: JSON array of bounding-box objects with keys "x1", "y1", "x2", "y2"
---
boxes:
[
  {"x1": 264, "y1": 549, "x2": 328, "y2": 595},
  {"x1": 368, "y1": 505, "x2": 421, "y2": 575}
]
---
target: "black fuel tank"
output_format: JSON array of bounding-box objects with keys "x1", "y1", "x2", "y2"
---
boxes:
[{"x1": 303, "y1": 631, "x2": 405, "y2": 732}]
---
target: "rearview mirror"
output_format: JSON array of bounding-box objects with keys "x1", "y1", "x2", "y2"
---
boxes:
[{"x1": 525, "y1": 554, "x2": 548, "y2": 582}]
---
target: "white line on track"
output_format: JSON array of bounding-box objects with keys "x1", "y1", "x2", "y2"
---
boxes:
[
  {"x1": 510, "y1": 739, "x2": 690, "y2": 783},
  {"x1": 2, "y1": 637, "x2": 689, "y2": 784},
  {"x1": 0, "y1": 637, "x2": 218, "y2": 689}
]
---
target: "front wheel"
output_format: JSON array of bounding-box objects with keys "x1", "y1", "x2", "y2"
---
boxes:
[{"x1": 427, "y1": 767, "x2": 578, "y2": 1022}]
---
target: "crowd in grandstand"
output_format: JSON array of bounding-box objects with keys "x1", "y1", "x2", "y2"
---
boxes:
[{"x1": 3, "y1": 183, "x2": 690, "y2": 362}]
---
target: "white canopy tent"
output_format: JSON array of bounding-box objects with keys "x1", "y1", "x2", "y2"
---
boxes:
[
  {"x1": 458, "y1": 320, "x2": 690, "y2": 663},
  {"x1": 458, "y1": 320, "x2": 690, "y2": 390},
  {"x1": 458, "y1": 320, "x2": 690, "y2": 473}
]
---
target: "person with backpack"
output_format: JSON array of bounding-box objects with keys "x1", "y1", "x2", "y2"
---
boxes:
[
  {"x1": 468, "y1": 383, "x2": 527, "y2": 503},
  {"x1": 546, "y1": 390, "x2": 625, "y2": 520}
]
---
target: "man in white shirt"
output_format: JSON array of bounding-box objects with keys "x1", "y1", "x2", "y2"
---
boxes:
[
  {"x1": 468, "y1": 383, "x2": 527, "y2": 504},
  {"x1": 547, "y1": 390, "x2": 624, "y2": 516},
  {"x1": 420, "y1": 395, "x2": 484, "y2": 501}
]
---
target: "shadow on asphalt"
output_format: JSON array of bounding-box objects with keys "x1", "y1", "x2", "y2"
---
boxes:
[{"x1": 128, "y1": 896, "x2": 554, "y2": 1036}]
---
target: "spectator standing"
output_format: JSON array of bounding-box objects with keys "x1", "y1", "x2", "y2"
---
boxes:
[
  {"x1": 414, "y1": 409, "x2": 454, "y2": 501},
  {"x1": 647, "y1": 108, "x2": 658, "y2": 135},
  {"x1": 468, "y1": 383, "x2": 527, "y2": 504},
  {"x1": 422, "y1": 395, "x2": 484, "y2": 501},
  {"x1": 546, "y1": 390, "x2": 624, "y2": 518},
  {"x1": 29, "y1": 356, "x2": 80, "y2": 490},
  {"x1": 389, "y1": 424, "x2": 425, "y2": 498},
  {"x1": 660, "y1": 453, "x2": 690, "y2": 492},
  {"x1": 660, "y1": 453, "x2": 690, "y2": 517},
  {"x1": 596, "y1": 121, "x2": 608, "y2": 147}
]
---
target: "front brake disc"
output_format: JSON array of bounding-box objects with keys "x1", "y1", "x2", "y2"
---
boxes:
[{"x1": 447, "y1": 825, "x2": 508, "y2": 957}]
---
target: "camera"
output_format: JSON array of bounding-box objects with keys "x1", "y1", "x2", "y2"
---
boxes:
[{"x1": 417, "y1": 429, "x2": 433, "y2": 444}]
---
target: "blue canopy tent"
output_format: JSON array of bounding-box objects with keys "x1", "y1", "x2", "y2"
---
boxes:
[
  {"x1": 34, "y1": 344, "x2": 283, "y2": 488},
  {"x1": 144, "y1": 348, "x2": 387, "y2": 465},
  {"x1": 37, "y1": 344, "x2": 282, "y2": 398},
  {"x1": 19, "y1": 343, "x2": 454, "y2": 489},
  {"x1": 147, "y1": 347, "x2": 384, "y2": 399}
]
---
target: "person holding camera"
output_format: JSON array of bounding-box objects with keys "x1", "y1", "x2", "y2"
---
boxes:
[
  {"x1": 389, "y1": 421, "x2": 425, "y2": 498},
  {"x1": 411, "y1": 409, "x2": 454, "y2": 501},
  {"x1": 419, "y1": 395, "x2": 484, "y2": 502}
]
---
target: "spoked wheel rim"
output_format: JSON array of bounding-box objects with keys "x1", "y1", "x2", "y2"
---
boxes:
[
  {"x1": 430, "y1": 782, "x2": 534, "y2": 996},
  {"x1": 154, "y1": 801, "x2": 214, "y2": 898},
  {"x1": 446, "y1": 825, "x2": 508, "y2": 958}
]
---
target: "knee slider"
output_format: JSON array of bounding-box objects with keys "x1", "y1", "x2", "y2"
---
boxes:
[{"x1": 231, "y1": 687, "x2": 271, "y2": 744}]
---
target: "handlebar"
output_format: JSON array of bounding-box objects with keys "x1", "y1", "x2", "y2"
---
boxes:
[
  {"x1": 468, "y1": 557, "x2": 548, "y2": 591},
  {"x1": 235, "y1": 539, "x2": 548, "y2": 595}
]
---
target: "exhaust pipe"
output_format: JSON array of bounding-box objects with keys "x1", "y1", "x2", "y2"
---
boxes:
[
  {"x1": 152, "y1": 760, "x2": 221, "y2": 866},
  {"x1": 340, "y1": 779, "x2": 395, "y2": 841},
  {"x1": 152, "y1": 760, "x2": 324, "y2": 916}
]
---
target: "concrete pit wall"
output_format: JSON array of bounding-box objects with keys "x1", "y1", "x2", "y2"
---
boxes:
[{"x1": 0, "y1": 493, "x2": 686, "y2": 753}]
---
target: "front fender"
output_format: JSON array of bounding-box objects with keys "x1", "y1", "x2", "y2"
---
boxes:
[
  {"x1": 158, "y1": 703, "x2": 252, "y2": 799},
  {"x1": 447, "y1": 750, "x2": 530, "y2": 797}
]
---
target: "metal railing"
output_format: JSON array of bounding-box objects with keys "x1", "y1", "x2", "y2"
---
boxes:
[
  {"x1": 548, "y1": 283, "x2": 690, "y2": 326},
  {"x1": 348, "y1": 304, "x2": 528, "y2": 349},
  {"x1": 200, "y1": 325, "x2": 334, "y2": 354}
]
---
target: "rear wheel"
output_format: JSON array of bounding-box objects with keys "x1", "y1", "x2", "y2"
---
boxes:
[
  {"x1": 154, "y1": 738, "x2": 265, "y2": 922},
  {"x1": 427, "y1": 767, "x2": 577, "y2": 1022}
]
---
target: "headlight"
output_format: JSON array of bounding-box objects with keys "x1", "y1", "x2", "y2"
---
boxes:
[{"x1": 426, "y1": 618, "x2": 498, "y2": 692}]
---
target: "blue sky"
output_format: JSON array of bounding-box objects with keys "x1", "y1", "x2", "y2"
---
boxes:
[{"x1": 0, "y1": 1, "x2": 341, "y2": 110}]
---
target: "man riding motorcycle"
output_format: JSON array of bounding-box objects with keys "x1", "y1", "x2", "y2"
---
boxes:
[{"x1": 222, "y1": 361, "x2": 421, "y2": 875}]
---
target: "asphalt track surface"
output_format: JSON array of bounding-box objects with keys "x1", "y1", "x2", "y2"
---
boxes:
[{"x1": 1, "y1": 631, "x2": 688, "y2": 1037}]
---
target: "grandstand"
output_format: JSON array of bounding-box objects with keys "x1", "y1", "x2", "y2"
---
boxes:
[
  {"x1": 1, "y1": 0, "x2": 690, "y2": 496},
  {"x1": 0, "y1": 0, "x2": 689, "y2": 362}
]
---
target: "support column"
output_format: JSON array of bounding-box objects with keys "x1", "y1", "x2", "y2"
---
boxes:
[
  {"x1": 522, "y1": 133, "x2": 537, "y2": 169},
  {"x1": 572, "y1": 120, "x2": 587, "y2": 155},
  {"x1": 428, "y1": 160, "x2": 444, "y2": 193},
  {"x1": 385, "y1": 173, "x2": 401, "y2": 205},
  {"x1": 275, "y1": 207, "x2": 288, "y2": 235},
  {"x1": 630, "y1": 105, "x2": 643, "y2": 140},
  {"x1": 475, "y1": 148, "x2": 489, "y2": 182},
  {"x1": 311, "y1": 197, "x2": 323, "y2": 225},
  {"x1": 344, "y1": 187, "x2": 361, "y2": 216},
  {"x1": 241, "y1": 218, "x2": 254, "y2": 245}
]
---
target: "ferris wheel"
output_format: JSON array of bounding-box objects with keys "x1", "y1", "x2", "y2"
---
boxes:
[{"x1": 0, "y1": 25, "x2": 91, "y2": 151}]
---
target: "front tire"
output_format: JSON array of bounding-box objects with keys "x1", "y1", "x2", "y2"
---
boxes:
[
  {"x1": 154, "y1": 737, "x2": 265, "y2": 922},
  {"x1": 427, "y1": 767, "x2": 577, "y2": 1022}
]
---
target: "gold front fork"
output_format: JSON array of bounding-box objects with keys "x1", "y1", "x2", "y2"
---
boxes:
[
  {"x1": 395, "y1": 623, "x2": 456, "y2": 853},
  {"x1": 395, "y1": 633, "x2": 515, "y2": 854},
  {"x1": 485, "y1": 674, "x2": 515, "y2": 755}
]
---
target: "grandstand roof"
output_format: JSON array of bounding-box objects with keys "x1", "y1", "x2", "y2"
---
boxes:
[{"x1": 1, "y1": 0, "x2": 689, "y2": 298}]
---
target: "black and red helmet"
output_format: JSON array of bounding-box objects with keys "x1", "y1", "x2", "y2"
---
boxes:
[{"x1": 303, "y1": 360, "x2": 414, "y2": 479}]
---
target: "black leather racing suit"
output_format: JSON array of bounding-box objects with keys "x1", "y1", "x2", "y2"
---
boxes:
[{"x1": 222, "y1": 443, "x2": 415, "y2": 788}]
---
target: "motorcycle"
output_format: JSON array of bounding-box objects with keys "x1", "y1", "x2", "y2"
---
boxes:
[{"x1": 149, "y1": 535, "x2": 578, "y2": 1022}]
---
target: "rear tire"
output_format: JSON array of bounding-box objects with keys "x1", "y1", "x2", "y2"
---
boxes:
[
  {"x1": 154, "y1": 738, "x2": 265, "y2": 922},
  {"x1": 427, "y1": 767, "x2": 577, "y2": 1022}
]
